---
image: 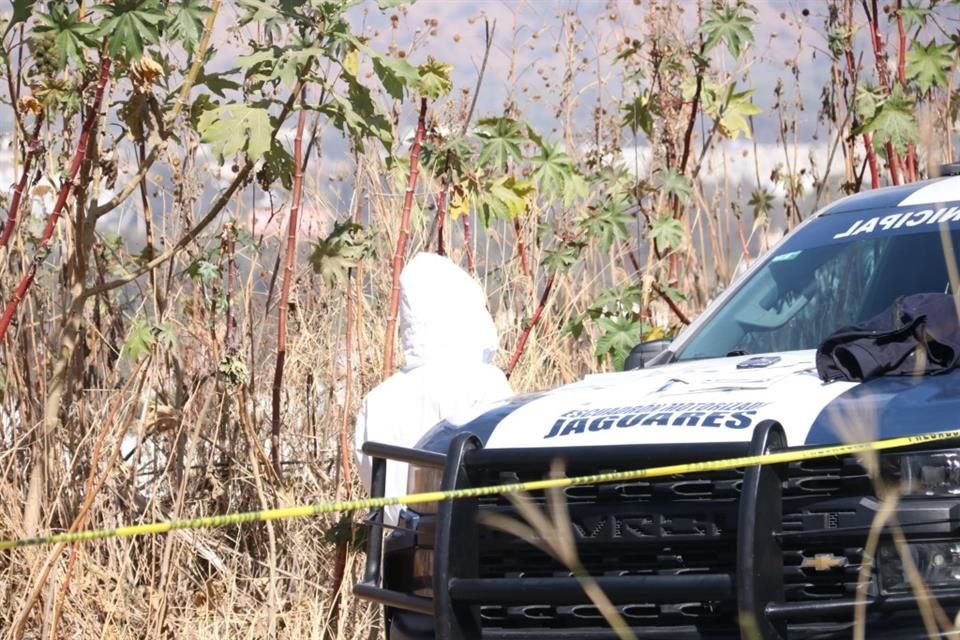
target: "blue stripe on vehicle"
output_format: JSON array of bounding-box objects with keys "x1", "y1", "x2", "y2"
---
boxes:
[
  {"x1": 415, "y1": 392, "x2": 548, "y2": 453},
  {"x1": 804, "y1": 368, "x2": 960, "y2": 445}
]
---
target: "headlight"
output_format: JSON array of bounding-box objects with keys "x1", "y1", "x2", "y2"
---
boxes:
[
  {"x1": 878, "y1": 542, "x2": 960, "y2": 593},
  {"x1": 896, "y1": 451, "x2": 960, "y2": 496},
  {"x1": 406, "y1": 465, "x2": 444, "y2": 515}
]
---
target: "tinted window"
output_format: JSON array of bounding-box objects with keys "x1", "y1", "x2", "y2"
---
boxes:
[{"x1": 677, "y1": 218, "x2": 960, "y2": 360}]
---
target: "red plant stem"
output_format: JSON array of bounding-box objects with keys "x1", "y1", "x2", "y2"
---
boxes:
[
  {"x1": 462, "y1": 214, "x2": 475, "y2": 273},
  {"x1": 895, "y1": 1, "x2": 918, "y2": 181},
  {"x1": 0, "y1": 56, "x2": 111, "y2": 344},
  {"x1": 0, "y1": 113, "x2": 44, "y2": 250},
  {"x1": 865, "y1": 0, "x2": 891, "y2": 90},
  {"x1": 885, "y1": 141, "x2": 901, "y2": 186},
  {"x1": 505, "y1": 273, "x2": 555, "y2": 378},
  {"x1": 864, "y1": 0, "x2": 905, "y2": 184},
  {"x1": 842, "y1": 48, "x2": 880, "y2": 189},
  {"x1": 271, "y1": 90, "x2": 308, "y2": 480},
  {"x1": 906, "y1": 143, "x2": 917, "y2": 181},
  {"x1": 679, "y1": 44, "x2": 707, "y2": 174},
  {"x1": 382, "y1": 97, "x2": 428, "y2": 377},
  {"x1": 435, "y1": 181, "x2": 447, "y2": 256},
  {"x1": 514, "y1": 217, "x2": 531, "y2": 277}
]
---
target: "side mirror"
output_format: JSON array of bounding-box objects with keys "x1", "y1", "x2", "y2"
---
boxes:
[{"x1": 624, "y1": 339, "x2": 672, "y2": 370}]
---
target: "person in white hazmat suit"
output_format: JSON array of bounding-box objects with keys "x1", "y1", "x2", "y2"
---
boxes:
[{"x1": 354, "y1": 252, "x2": 513, "y2": 524}]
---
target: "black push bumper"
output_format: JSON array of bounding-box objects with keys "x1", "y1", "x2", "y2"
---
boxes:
[{"x1": 356, "y1": 422, "x2": 960, "y2": 639}]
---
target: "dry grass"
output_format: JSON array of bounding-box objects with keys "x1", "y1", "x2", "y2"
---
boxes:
[{"x1": 1, "y1": 1, "x2": 958, "y2": 638}]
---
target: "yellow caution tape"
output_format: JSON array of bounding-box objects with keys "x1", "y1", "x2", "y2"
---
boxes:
[{"x1": 3, "y1": 429, "x2": 959, "y2": 551}]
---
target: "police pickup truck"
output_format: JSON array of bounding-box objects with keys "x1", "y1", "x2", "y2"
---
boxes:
[{"x1": 356, "y1": 175, "x2": 960, "y2": 639}]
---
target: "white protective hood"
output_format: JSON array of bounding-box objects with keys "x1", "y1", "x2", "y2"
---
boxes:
[
  {"x1": 398, "y1": 252, "x2": 500, "y2": 368},
  {"x1": 355, "y1": 253, "x2": 512, "y2": 522}
]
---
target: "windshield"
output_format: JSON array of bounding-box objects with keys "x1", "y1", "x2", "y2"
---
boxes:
[{"x1": 677, "y1": 206, "x2": 960, "y2": 360}]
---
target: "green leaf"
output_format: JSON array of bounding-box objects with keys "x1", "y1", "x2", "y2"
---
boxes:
[
  {"x1": 236, "y1": 47, "x2": 280, "y2": 77},
  {"x1": 36, "y1": 6, "x2": 98, "y2": 66},
  {"x1": 747, "y1": 188, "x2": 775, "y2": 222},
  {"x1": 189, "y1": 93, "x2": 217, "y2": 128},
  {"x1": 579, "y1": 195, "x2": 633, "y2": 253},
  {"x1": 6, "y1": 0, "x2": 38, "y2": 37},
  {"x1": 347, "y1": 38, "x2": 420, "y2": 100},
  {"x1": 700, "y1": 4, "x2": 755, "y2": 58},
  {"x1": 236, "y1": 0, "x2": 279, "y2": 24},
  {"x1": 424, "y1": 134, "x2": 471, "y2": 177},
  {"x1": 475, "y1": 117, "x2": 525, "y2": 168},
  {"x1": 595, "y1": 314, "x2": 648, "y2": 371},
  {"x1": 195, "y1": 70, "x2": 241, "y2": 98},
  {"x1": 649, "y1": 213, "x2": 685, "y2": 251},
  {"x1": 218, "y1": 354, "x2": 249, "y2": 386},
  {"x1": 531, "y1": 142, "x2": 578, "y2": 200},
  {"x1": 827, "y1": 26, "x2": 855, "y2": 59},
  {"x1": 588, "y1": 283, "x2": 645, "y2": 320},
  {"x1": 854, "y1": 83, "x2": 884, "y2": 121},
  {"x1": 377, "y1": 0, "x2": 415, "y2": 8},
  {"x1": 898, "y1": 3, "x2": 931, "y2": 30},
  {"x1": 590, "y1": 164, "x2": 635, "y2": 196},
  {"x1": 275, "y1": 45, "x2": 324, "y2": 88},
  {"x1": 123, "y1": 316, "x2": 158, "y2": 361},
  {"x1": 372, "y1": 55, "x2": 419, "y2": 99},
  {"x1": 859, "y1": 84, "x2": 919, "y2": 154},
  {"x1": 318, "y1": 79, "x2": 393, "y2": 148},
  {"x1": 94, "y1": 0, "x2": 165, "y2": 62},
  {"x1": 185, "y1": 258, "x2": 219, "y2": 283},
  {"x1": 714, "y1": 86, "x2": 761, "y2": 139},
  {"x1": 621, "y1": 91, "x2": 657, "y2": 138},
  {"x1": 660, "y1": 169, "x2": 692, "y2": 202},
  {"x1": 309, "y1": 221, "x2": 374, "y2": 286},
  {"x1": 165, "y1": 0, "x2": 211, "y2": 54},
  {"x1": 541, "y1": 241, "x2": 585, "y2": 275},
  {"x1": 261, "y1": 139, "x2": 294, "y2": 190},
  {"x1": 236, "y1": 41, "x2": 323, "y2": 88},
  {"x1": 197, "y1": 104, "x2": 273, "y2": 162},
  {"x1": 414, "y1": 56, "x2": 453, "y2": 99},
  {"x1": 566, "y1": 314, "x2": 586, "y2": 340},
  {"x1": 562, "y1": 172, "x2": 590, "y2": 206},
  {"x1": 906, "y1": 39, "x2": 953, "y2": 93},
  {"x1": 477, "y1": 176, "x2": 534, "y2": 225}
]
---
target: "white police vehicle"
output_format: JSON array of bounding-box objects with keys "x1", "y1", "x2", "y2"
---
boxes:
[{"x1": 357, "y1": 174, "x2": 960, "y2": 639}]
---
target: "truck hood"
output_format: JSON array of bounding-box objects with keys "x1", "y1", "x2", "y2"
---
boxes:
[
  {"x1": 485, "y1": 351, "x2": 851, "y2": 449},
  {"x1": 417, "y1": 350, "x2": 960, "y2": 453}
]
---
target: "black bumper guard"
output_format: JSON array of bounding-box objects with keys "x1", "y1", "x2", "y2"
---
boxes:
[
  {"x1": 356, "y1": 423, "x2": 960, "y2": 639},
  {"x1": 432, "y1": 421, "x2": 787, "y2": 639},
  {"x1": 354, "y1": 442, "x2": 444, "y2": 616}
]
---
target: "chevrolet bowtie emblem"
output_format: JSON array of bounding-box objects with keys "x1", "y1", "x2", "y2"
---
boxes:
[{"x1": 800, "y1": 553, "x2": 848, "y2": 571}]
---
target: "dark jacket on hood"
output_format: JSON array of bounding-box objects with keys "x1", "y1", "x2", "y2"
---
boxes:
[{"x1": 816, "y1": 293, "x2": 960, "y2": 382}]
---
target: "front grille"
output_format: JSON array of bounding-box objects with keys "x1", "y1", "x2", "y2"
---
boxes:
[{"x1": 466, "y1": 459, "x2": 875, "y2": 633}]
